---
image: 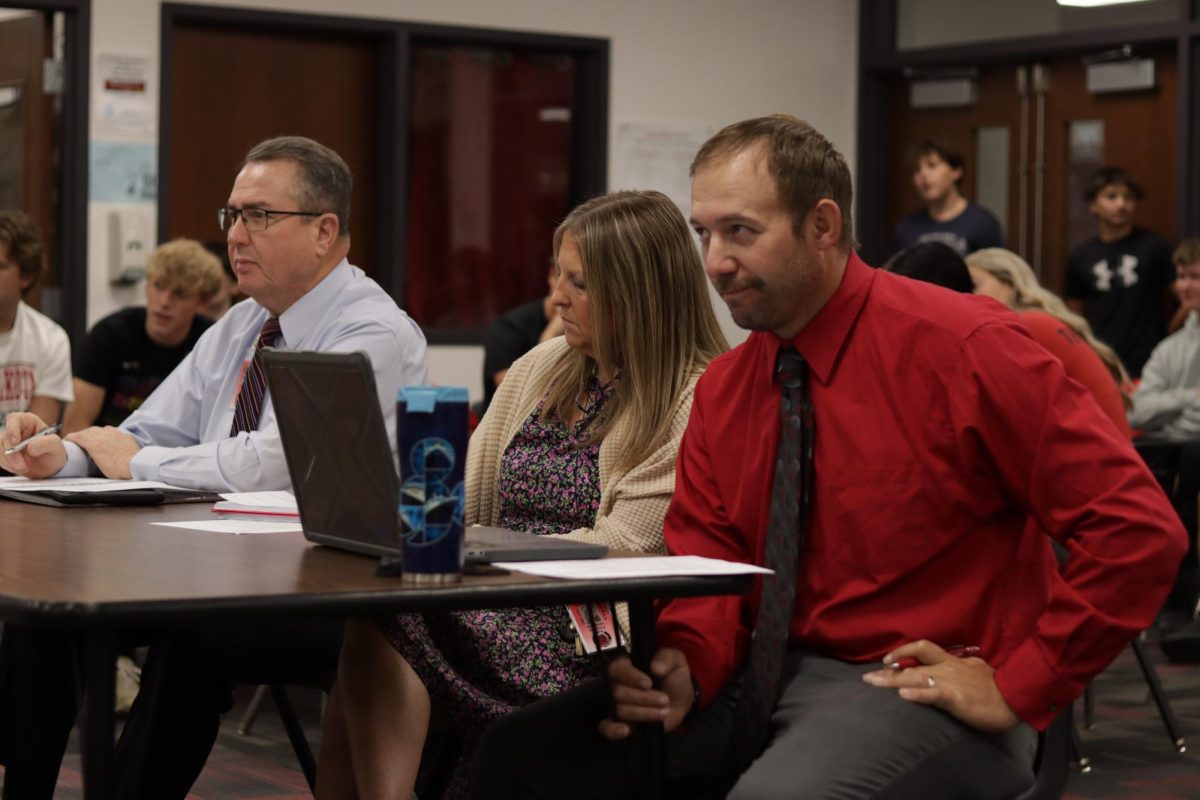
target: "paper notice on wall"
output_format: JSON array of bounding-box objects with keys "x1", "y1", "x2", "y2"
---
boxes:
[
  {"x1": 90, "y1": 140, "x2": 157, "y2": 202},
  {"x1": 94, "y1": 53, "x2": 155, "y2": 138},
  {"x1": 612, "y1": 122, "x2": 714, "y2": 219}
]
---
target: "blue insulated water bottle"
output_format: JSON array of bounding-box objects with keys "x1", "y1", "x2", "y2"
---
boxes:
[{"x1": 396, "y1": 386, "x2": 469, "y2": 583}]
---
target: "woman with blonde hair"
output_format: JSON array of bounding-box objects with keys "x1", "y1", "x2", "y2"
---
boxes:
[
  {"x1": 315, "y1": 190, "x2": 728, "y2": 800},
  {"x1": 966, "y1": 247, "x2": 1132, "y2": 436}
]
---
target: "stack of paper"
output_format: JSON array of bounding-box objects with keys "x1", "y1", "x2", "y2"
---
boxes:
[{"x1": 211, "y1": 490, "x2": 299, "y2": 517}]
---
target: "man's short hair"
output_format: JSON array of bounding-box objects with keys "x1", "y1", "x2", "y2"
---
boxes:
[
  {"x1": 146, "y1": 239, "x2": 225, "y2": 301},
  {"x1": 242, "y1": 136, "x2": 352, "y2": 239},
  {"x1": 0, "y1": 210, "x2": 45, "y2": 295},
  {"x1": 690, "y1": 114, "x2": 855, "y2": 247},
  {"x1": 1173, "y1": 237, "x2": 1200, "y2": 268},
  {"x1": 913, "y1": 140, "x2": 965, "y2": 184},
  {"x1": 1085, "y1": 166, "x2": 1145, "y2": 202}
]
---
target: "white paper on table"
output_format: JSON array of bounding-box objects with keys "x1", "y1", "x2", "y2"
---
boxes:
[
  {"x1": 490, "y1": 555, "x2": 773, "y2": 580},
  {"x1": 0, "y1": 477, "x2": 179, "y2": 493},
  {"x1": 216, "y1": 490, "x2": 297, "y2": 509},
  {"x1": 152, "y1": 520, "x2": 304, "y2": 535}
]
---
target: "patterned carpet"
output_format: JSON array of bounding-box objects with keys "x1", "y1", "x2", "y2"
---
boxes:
[{"x1": 3, "y1": 637, "x2": 1197, "y2": 799}]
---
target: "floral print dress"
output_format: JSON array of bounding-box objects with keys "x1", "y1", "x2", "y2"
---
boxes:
[{"x1": 382, "y1": 376, "x2": 611, "y2": 798}]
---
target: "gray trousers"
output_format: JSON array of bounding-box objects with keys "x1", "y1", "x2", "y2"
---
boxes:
[{"x1": 472, "y1": 650, "x2": 1037, "y2": 800}]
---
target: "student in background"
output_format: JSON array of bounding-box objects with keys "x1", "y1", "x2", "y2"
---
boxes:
[
  {"x1": 1064, "y1": 166, "x2": 1174, "y2": 378},
  {"x1": 62, "y1": 239, "x2": 223, "y2": 434},
  {"x1": 885, "y1": 240, "x2": 974, "y2": 293},
  {"x1": 966, "y1": 247, "x2": 1132, "y2": 439},
  {"x1": 1126, "y1": 238, "x2": 1200, "y2": 644},
  {"x1": 0, "y1": 210, "x2": 72, "y2": 423},
  {"x1": 480, "y1": 260, "x2": 561, "y2": 414},
  {"x1": 891, "y1": 140, "x2": 1004, "y2": 257},
  {"x1": 1125, "y1": 237, "x2": 1200, "y2": 441}
]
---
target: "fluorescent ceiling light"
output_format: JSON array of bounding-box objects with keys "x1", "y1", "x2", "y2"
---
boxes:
[{"x1": 1057, "y1": 0, "x2": 1154, "y2": 7}]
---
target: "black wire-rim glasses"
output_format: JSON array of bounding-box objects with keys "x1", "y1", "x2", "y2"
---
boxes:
[{"x1": 217, "y1": 206, "x2": 326, "y2": 233}]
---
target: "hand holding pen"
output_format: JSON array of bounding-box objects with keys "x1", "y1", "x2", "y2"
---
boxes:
[
  {"x1": 861, "y1": 640, "x2": 1021, "y2": 734},
  {"x1": 3, "y1": 423, "x2": 62, "y2": 455},
  {"x1": 0, "y1": 413, "x2": 68, "y2": 479},
  {"x1": 887, "y1": 644, "x2": 979, "y2": 671}
]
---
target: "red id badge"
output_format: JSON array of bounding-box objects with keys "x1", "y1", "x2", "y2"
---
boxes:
[{"x1": 567, "y1": 603, "x2": 620, "y2": 654}]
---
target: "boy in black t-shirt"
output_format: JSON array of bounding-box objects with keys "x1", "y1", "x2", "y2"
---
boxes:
[
  {"x1": 1064, "y1": 166, "x2": 1174, "y2": 378},
  {"x1": 891, "y1": 140, "x2": 1005, "y2": 258},
  {"x1": 62, "y1": 239, "x2": 224, "y2": 432}
]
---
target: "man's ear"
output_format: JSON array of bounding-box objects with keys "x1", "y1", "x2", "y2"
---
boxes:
[
  {"x1": 809, "y1": 199, "x2": 843, "y2": 250},
  {"x1": 313, "y1": 213, "x2": 340, "y2": 256}
]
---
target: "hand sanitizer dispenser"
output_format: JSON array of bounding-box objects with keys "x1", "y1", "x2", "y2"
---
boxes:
[{"x1": 108, "y1": 208, "x2": 152, "y2": 284}]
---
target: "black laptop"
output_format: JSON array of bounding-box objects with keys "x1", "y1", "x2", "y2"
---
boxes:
[{"x1": 262, "y1": 349, "x2": 607, "y2": 564}]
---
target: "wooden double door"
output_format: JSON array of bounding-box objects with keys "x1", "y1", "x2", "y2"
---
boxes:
[{"x1": 887, "y1": 50, "x2": 1177, "y2": 295}]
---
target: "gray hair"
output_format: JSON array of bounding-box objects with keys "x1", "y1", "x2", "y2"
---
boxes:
[{"x1": 243, "y1": 136, "x2": 352, "y2": 238}]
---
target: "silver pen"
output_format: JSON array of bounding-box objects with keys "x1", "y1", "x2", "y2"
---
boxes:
[{"x1": 3, "y1": 423, "x2": 63, "y2": 455}]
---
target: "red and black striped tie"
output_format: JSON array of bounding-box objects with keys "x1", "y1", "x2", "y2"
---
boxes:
[{"x1": 230, "y1": 316, "x2": 282, "y2": 436}]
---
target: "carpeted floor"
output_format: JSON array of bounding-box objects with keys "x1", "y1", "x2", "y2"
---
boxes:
[{"x1": 5, "y1": 636, "x2": 1198, "y2": 799}]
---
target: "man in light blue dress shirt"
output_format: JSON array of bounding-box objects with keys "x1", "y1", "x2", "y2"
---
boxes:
[{"x1": 0, "y1": 136, "x2": 429, "y2": 798}]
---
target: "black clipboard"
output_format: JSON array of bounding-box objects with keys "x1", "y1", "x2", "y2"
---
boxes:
[{"x1": 0, "y1": 487, "x2": 219, "y2": 508}]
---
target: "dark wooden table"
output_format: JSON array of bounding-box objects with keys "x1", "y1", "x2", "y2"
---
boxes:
[{"x1": 0, "y1": 500, "x2": 750, "y2": 798}]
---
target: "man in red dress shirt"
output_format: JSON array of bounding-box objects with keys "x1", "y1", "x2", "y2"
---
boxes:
[{"x1": 471, "y1": 115, "x2": 1186, "y2": 800}]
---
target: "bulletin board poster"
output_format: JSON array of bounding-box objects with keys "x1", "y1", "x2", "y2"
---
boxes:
[
  {"x1": 612, "y1": 122, "x2": 714, "y2": 219},
  {"x1": 94, "y1": 53, "x2": 155, "y2": 139}
]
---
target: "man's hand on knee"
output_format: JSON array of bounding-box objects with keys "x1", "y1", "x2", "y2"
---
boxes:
[
  {"x1": 598, "y1": 647, "x2": 695, "y2": 740},
  {"x1": 860, "y1": 639, "x2": 1021, "y2": 734}
]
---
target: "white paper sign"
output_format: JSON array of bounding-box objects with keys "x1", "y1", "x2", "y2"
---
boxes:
[
  {"x1": 612, "y1": 121, "x2": 714, "y2": 218},
  {"x1": 94, "y1": 53, "x2": 155, "y2": 138}
]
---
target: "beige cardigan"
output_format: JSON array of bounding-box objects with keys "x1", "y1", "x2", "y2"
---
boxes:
[{"x1": 465, "y1": 337, "x2": 703, "y2": 640}]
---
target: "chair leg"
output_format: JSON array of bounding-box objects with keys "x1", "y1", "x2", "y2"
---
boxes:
[
  {"x1": 1069, "y1": 720, "x2": 1091, "y2": 773},
  {"x1": 1082, "y1": 682, "x2": 1095, "y2": 729},
  {"x1": 237, "y1": 684, "x2": 269, "y2": 736},
  {"x1": 1129, "y1": 638, "x2": 1187, "y2": 752},
  {"x1": 270, "y1": 684, "x2": 318, "y2": 792}
]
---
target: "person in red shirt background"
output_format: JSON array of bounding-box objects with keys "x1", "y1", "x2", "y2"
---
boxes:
[
  {"x1": 470, "y1": 115, "x2": 1186, "y2": 800},
  {"x1": 966, "y1": 246, "x2": 1132, "y2": 439}
]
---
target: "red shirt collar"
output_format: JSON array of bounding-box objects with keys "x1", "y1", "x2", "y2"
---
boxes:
[{"x1": 756, "y1": 250, "x2": 875, "y2": 385}]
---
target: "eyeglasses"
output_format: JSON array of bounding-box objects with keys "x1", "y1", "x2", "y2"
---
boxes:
[{"x1": 217, "y1": 206, "x2": 325, "y2": 233}]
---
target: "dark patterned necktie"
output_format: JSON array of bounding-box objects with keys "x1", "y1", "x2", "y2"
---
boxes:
[
  {"x1": 733, "y1": 345, "x2": 814, "y2": 768},
  {"x1": 230, "y1": 316, "x2": 282, "y2": 436}
]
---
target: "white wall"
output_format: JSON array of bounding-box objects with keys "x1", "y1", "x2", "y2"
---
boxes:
[{"x1": 86, "y1": 0, "x2": 860, "y2": 397}]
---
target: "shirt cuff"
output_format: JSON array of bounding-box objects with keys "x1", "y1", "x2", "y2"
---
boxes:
[
  {"x1": 59, "y1": 441, "x2": 91, "y2": 477},
  {"x1": 993, "y1": 639, "x2": 1079, "y2": 731},
  {"x1": 129, "y1": 446, "x2": 168, "y2": 482}
]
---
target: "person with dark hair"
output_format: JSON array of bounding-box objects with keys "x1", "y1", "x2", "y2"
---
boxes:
[
  {"x1": 884, "y1": 240, "x2": 974, "y2": 293},
  {"x1": 201, "y1": 239, "x2": 244, "y2": 319},
  {"x1": 480, "y1": 260, "x2": 560, "y2": 414},
  {"x1": 891, "y1": 139, "x2": 1004, "y2": 257},
  {"x1": 470, "y1": 114, "x2": 1185, "y2": 800},
  {"x1": 0, "y1": 210, "x2": 72, "y2": 423},
  {"x1": 0, "y1": 136, "x2": 429, "y2": 799},
  {"x1": 1064, "y1": 165, "x2": 1174, "y2": 377}
]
